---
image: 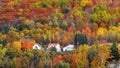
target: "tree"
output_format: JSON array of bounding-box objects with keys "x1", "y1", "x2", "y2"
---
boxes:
[
  {"x1": 75, "y1": 44, "x2": 89, "y2": 68},
  {"x1": 89, "y1": 4, "x2": 113, "y2": 25},
  {"x1": 55, "y1": 0, "x2": 69, "y2": 8},
  {"x1": 57, "y1": 13, "x2": 64, "y2": 19},
  {"x1": 74, "y1": 9, "x2": 85, "y2": 19},
  {"x1": 54, "y1": 61, "x2": 70, "y2": 68},
  {"x1": 64, "y1": 63, "x2": 70, "y2": 68},
  {"x1": 39, "y1": 1, "x2": 52, "y2": 8},
  {"x1": 89, "y1": 13, "x2": 98, "y2": 23},
  {"x1": 61, "y1": 32, "x2": 73, "y2": 46},
  {"x1": 88, "y1": 43, "x2": 98, "y2": 65},
  {"x1": 91, "y1": 44, "x2": 111, "y2": 68},
  {"x1": 55, "y1": 31, "x2": 60, "y2": 42},
  {"x1": 107, "y1": 26, "x2": 118, "y2": 42},
  {"x1": 91, "y1": 22, "x2": 98, "y2": 32},
  {"x1": 78, "y1": 20, "x2": 84, "y2": 30},
  {"x1": 53, "y1": 20, "x2": 59, "y2": 27},
  {"x1": 62, "y1": 8, "x2": 70, "y2": 14},
  {"x1": 7, "y1": 29, "x2": 21, "y2": 42},
  {"x1": 71, "y1": 54, "x2": 77, "y2": 68},
  {"x1": 0, "y1": 45, "x2": 7, "y2": 67},
  {"x1": 96, "y1": 27, "x2": 108, "y2": 42},
  {"x1": 61, "y1": 21, "x2": 68, "y2": 30},
  {"x1": 82, "y1": 23, "x2": 92, "y2": 37},
  {"x1": 20, "y1": 39, "x2": 36, "y2": 50},
  {"x1": 0, "y1": 32, "x2": 6, "y2": 46},
  {"x1": 80, "y1": 0, "x2": 89, "y2": 7},
  {"x1": 7, "y1": 58, "x2": 16, "y2": 68},
  {"x1": 74, "y1": 33, "x2": 88, "y2": 48},
  {"x1": 110, "y1": 42, "x2": 119, "y2": 60},
  {"x1": 11, "y1": 41, "x2": 22, "y2": 55},
  {"x1": 38, "y1": 60, "x2": 44, "y2": 68}
]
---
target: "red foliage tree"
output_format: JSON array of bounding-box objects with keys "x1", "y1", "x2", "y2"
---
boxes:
[{"x1": 71, "y1": 54, "x2": 77, "y2": 68}]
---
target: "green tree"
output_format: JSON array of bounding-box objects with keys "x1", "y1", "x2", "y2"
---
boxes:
[
  {"x1": 89, "y1": 4, "x2": 113, "y2": 25},
  {"x1": 40, "y1": 1, "x2": 51, "y2": 7},
  {"x1": 6, "y1": 47, "x2": 17, "y2": 59},
  {"x1": 74, "y1": 33, "x2": 88, "y2": 48},
  {"x1": 54, "y1": 20, "x2": 59, "y2": 27},
  {"x1": 7, "y1": 59, "x2": 16, "y2": 68},
  {"x1": 55, "y1": 61, "x2": 70, "y2": 68},
  {"x1": 7, "y1": 30, "x2": 21, "y2": 42},
  {"x1": 57, "y1": 13, "x2": 64, "y2": 19},
  {"x1": 0, "y1": 45, "x2": 7, "y2": 67},
  {"x1": 61, "y1": 21, "x2": 68, "y2": 30},
  {"x1": 110, "y1": 42, "x2": 119, "y2": 60},
  {"x1": 74, "y1": 9, "x2": 85, "y2": 19},
  {"x1": 64, "y1": 63, "x2": 70, "y2": 68},
  {"x1": 88, "y1": 43, "x2": 98, "y2": 64},
  {"x1": 0, "y1": 32, "x2": 7, "y2": 46},
  {"x1": 55, "y1": 0, "x2": 69, "y2": 8}
]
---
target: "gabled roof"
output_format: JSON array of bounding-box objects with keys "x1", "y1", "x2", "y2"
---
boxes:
[
  {"x1": 47, "y1": 43, "x2": 61, "y2": 52},
  {"x1": 33, "y1": 43, "x2": 42, "y2": 50},
  {"x1": 48, "y1": 43, "x2": 59, "y2": 47},
  {"x1": 63, "y1": 44, "x2": 74, "y2": 51}
]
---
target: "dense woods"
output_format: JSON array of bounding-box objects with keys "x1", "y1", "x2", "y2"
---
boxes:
[{"x1": 0, "y1": 0, "x2": 120, "y2": 68}]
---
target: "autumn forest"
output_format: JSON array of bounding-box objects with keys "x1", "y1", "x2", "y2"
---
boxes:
[{"x1": 0, "y1": 0, "x2": 120, "y2": 68}]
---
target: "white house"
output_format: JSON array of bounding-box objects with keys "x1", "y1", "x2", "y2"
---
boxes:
[
  {"x1": 33, "y1": 43, "x2": 43, "y2": 50},
  {"x1": 47, "y1": 43, "x2": 61, "y2": 52},
  {"x1": 63, "y1": 44, "x2": 74, "y2": 51}
]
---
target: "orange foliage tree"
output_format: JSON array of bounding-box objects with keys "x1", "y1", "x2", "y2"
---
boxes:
[{"x1": 20, "y1": 39, "x2": 35, "y2": 50}]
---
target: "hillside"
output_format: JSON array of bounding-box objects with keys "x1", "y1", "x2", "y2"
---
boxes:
[{"x1": 0, "y1": 0, "x2": 120, "y2": 68}]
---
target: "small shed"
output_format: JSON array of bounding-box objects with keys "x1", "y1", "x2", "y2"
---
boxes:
[
  {"x1": 63, "y1": 44, "x2": 74, "y2": 51},
  {"x1": 33, "y1": 43, "x2": 42, "y2": 50}
]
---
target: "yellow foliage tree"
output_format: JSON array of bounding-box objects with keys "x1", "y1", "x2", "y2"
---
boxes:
[
  {"x1": 91, "y1": 45, "x2": 111, "y2": 68},
  {"x1": 96, "y1": 27, "x2": 108, "y2": 40},
  {"x1": 11, "y1": 41, "x2": 21, "y2": 51},
  {"x1": 0, "y1": 32, "x2": 6, "y2": 42},
  {"x1": 11, "y1": 41, "x2": 22, "y2": 56},
  {"x1": 38, "y1": 60, "x2": 44, "y2": 68},
  {"x1": 75, "y1": 44, "x2": 89, "y2": 68}
]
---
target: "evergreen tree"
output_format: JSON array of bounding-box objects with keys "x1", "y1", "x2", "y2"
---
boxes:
[
  {"x1": 110, "y1": 42, "x2": 119, "y2": 60},
  {"x1": 74, "y1": 33, "x2": 88, "y2": 48}
]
